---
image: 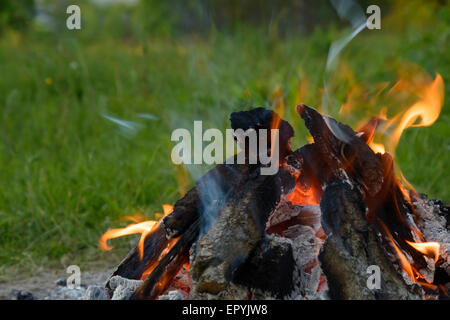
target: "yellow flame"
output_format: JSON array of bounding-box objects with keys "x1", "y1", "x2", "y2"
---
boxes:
[
  {"x1": 406, "y1": 240, "x2": 440, "y2": 263},
  {"x1": 387, "y1": 74, "x2": 444, "y2": 154},
  {"x1": 99, "y1": 204, "x2": 174, "y2": 260},
  {"x1": 368, "y1": 142, "x2": 385, "y2": 154}
]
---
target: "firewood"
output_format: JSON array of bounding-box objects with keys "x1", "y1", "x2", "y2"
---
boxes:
[
  {"x1": 105, "y1": 227, "x2": 168, "y2": 290},
  {"x1": 296, "y1": 104, "x2": 383, "y2": 195},
  {"x1": 131, "y1": 220, "x2": 198, "y2": 300},
  {"x1": 163, "y1": 158, "x2": 259, "y2": 239},
  {"x1": 319, "y1": 180, "x2": 423, "y2": 299},
  {"x1": 233, "y1": 235, "x2": 295, "y2": 298},
  {"x1": 165, "y1": 106, "x2": 294, "y2": 239},
  {"x1": 190, "y1": 169, "x2": 294, "y2": 298},
  {"x1": 230, "y1": 107, "x2": 294, "y2": 161},
  {"x1": 106, "y1": 107, "x2": 296, "y2": 297}
]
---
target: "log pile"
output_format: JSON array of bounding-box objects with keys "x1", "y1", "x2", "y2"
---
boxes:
[{"x1": 96, "y1": 104, "x2": 449, "y2": 300}]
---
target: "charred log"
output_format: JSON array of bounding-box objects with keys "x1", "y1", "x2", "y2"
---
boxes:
[
  {"x1": 190, "y1": 169, "x2": 294, "y2": 298},
  {"x1": 163, "y1": 159, "x2": 258, "y2": 239},
  {"x1": 365, "y1": 153, "x2": 430, "y2": 281},
  {"x1": 230, "y1": 107, "x2": 294, "y2": 161},
  {"x1": 131, "y1": 220, "x2": 199, "y2": 300},
  {"x1": 296, "y1": 104, "x2": 383, "y2": 196},
  {"x1": 105, "y1": 227, "x2": 168, "y2": 291},
  {"x1": 318, "y1": 180, "x2": 423, "y2": 300},
  {"x1": 233, "y1": 235, "x2": 295, "y2": 298}
]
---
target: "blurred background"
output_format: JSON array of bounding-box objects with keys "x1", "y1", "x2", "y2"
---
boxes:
[{"x1": 0, "y1": 0, "x2": 449, "y2": 275}]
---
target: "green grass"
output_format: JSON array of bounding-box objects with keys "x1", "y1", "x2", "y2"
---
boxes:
[{"x1": 0, "y1": 2, "x2": 449, "y2": 270}]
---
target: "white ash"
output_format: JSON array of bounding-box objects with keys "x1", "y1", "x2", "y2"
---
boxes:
[
  {"x1": 288, "y1": 225, "x2": 326, "y2": 299},
  {"x1": 412, "y1": 195, "x2": 450, "y2": 276},
  {"x1": 0, "y1": 270, "x2": 111, "y2": 300},
  {"x1": 43, "y1": 286, "x2": 87, "y2": 300},
  {"x1": 158, "y1": 290, "x2": 184, "y2": 300},
  {"x1": 266, "y1": 198, "x2": 327, "y2": 300},
  {"x1": 109, "y1": 275, "x2": 143, "y2": 300},
  {"x1": 81, "y1": 275, "x2": 143, "y2": 300},
  {"x1": 266, "y1": 198, "x2": 322, "y2": 233},
  {"x1": 111, "y1": 284, "x2": 136, "y2": 300},
  {"x1": 81, "y1": 286, "x2": 108, "y2": 300},
  {"x1": 108, "y1": 275, "x2": 143, "y2": 291}
]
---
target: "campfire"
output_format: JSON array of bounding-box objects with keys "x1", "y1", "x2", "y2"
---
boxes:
[{"x1": 95, "y1": 75, "x2": 449, "y2": 300}]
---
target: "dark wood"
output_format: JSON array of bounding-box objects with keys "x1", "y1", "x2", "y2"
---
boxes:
[
  {"x1": 190, "y1": 169, "x2": 294, "y2": 297},
  {"x1": 296, "y1": 104, "x2": 383, "y2": 196},
  {"x1": 230, "y1": 107, "x2": 294, "y2": 161},
  {"x1": 108, "y1": 107, "x2": 296, "y2": 298},
  {"x1": 233, "y1": 236, "x2": 295, "y2": 298},
  {"x1": 105, "y1": 227, "x2": 168, "y2": 291},
  {"x1": 319, "y1": 180, "x2": 423, "y2": 300},
  {"x1": 357, "y1": 116, "x2": 381, "y2": 144},
  {"x1": 365, "y1": 153, "x2": 429, "y2": 275},
  {"x1": 131, "y1": 220, "x2": 200, "y2": 300}
]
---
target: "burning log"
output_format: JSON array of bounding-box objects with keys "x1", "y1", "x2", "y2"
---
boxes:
[
  {"x1": 412, "y1": 193, "x2": 450, "y2": 297},
  {"x1": 319, "y1": 180, "x2": 423, "y2": 300},
  {"x1": 365, "y1": 153, "x2": 432, "y2": 283},
  {"x1": 296, "y1": 104, "x2": 383, "y2": 196},
  {"x1": 100, "y1": 104, "x2": 449, "y2": 301},
  {"x1": 106, "y1": 227, "x2": 168, "y2": 291},
  {"x1": 131, "y1": 223, "x2": 195, "y2": 299},
  {"x1": 190, "y1": 169, "x2": 294, "y2": 298},
  {"x1": 294, "y1": 105, "x2": 437, "y2": 295},
  {"x1": 233, "y1": 235, "x2": 295, "y2": 298},
  {"x1": 106, "y1": 107, "x2": 294, "y2": 298},
  {"x1": 230, "y1": 107, "x2": 294, "y2": 161}
]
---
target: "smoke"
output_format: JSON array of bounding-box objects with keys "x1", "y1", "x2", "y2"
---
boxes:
[
  {"x1": 102, "y1": 113, "x2": 158, "y2": 138},
  {"x1": 322, "y1": 0, "x2": 367, "y2": 143}
]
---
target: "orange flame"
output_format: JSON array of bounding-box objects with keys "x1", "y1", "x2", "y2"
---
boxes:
[
  {"x1": 378, "y1": 221, "x2": 415, "y2": 280},
  {"x1": 285, "y1": 186, "x2": 321, "y2": 206},
  {"x1": 386, "y1": 73, "x2": 444, "y2": 155},
  {"x1": 99, "y1": 204, "x2": 174, "y2": 260},
  {"x1": 379, "y1": 220, "x2": 442, "y2": 288},
  {"x1": 140, "y1": 236, "x2": 179, "y2": 280},
  {"x1": 368, "y1": 142, "x2": 385, "y2": 154},
  {"x1": 361, "y1": 73, "x2": 444, "y2": 190},
  {"x1": 406, "y1": 240, "x2": 440, "y2": 263}
]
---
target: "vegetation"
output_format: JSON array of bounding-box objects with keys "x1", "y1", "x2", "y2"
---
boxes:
[{"x1": 0, "y1": 1, "x2": 448, "y2": 271}]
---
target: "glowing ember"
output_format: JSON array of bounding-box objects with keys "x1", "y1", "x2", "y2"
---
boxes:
[{"x1": 285, "y1": 186, "x2": 320, "y2": 206}]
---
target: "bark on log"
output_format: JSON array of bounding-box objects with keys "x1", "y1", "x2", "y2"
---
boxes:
[
  {"x1": 233, "y1": 235, "x2": 295, "y2": 298},
  {"x1": 190, "y1": 169, "x2": 294, "y2": 298},
  {"x1": 319, "y1": 180, "x2": 423, "y2": 300},
  {"x1": 296, "y1": 104, "x2": 383, "y2": 195}
]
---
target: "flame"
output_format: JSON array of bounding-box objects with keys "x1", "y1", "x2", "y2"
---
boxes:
[
  {"x1": 271, "y1": 85, "x2": 285, "y2": 133},
  {"x1": 368, "y1": 142, "x2": 385, "y2": 154},
  {"x1": 355, "y1": 73, "x2": 444, "y2": 163},
  {"x1": 378, "y1": 221, "x2": 415, "y2": 280},
  {"x1": 99, "y1": 204, "x2": 174, "y2": 260},
  {"x1": 140, "y1": 236, "x2": 179, "y2": 280},
  {"x1": 379, "y1": 219, "x2": 442, "y2": 288},
  {"x1": 406, "y1": 240, "x2": 440, "y2": 263},
  {"x1": 119, "y1": 213, "x2": 146, "y2": 223},
  {"x1": 386, "y1": 73, "x2": 444, "y2": 155},
  {"x1": 285, "y1": 186, "x2": 321, "y2": 206}
]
